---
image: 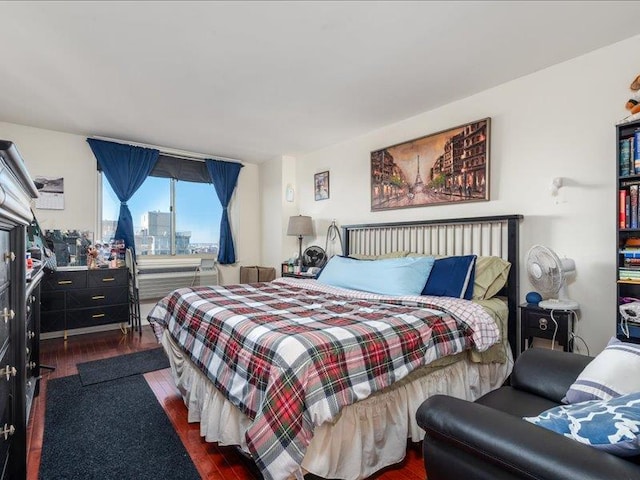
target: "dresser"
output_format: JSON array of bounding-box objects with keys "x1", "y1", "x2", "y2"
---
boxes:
[
  {"x1": 41, "y1": 267, "x2": 129, "y2": 337},
  {"x1": 0, "y1": 141, "x2": 40, "y2": 480}
]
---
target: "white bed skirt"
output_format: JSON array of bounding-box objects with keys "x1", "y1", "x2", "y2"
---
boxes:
[{"x1": 161, "y1": 330, "x2": 512, "y2": 480}]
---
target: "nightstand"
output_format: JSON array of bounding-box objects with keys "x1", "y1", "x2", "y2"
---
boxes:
[
  {"x1": 519, "y1": 303, "x2": 576, "y2": 355},
  {"x1": 282, "y1": 272, "x2": 319, "y2": 279}
]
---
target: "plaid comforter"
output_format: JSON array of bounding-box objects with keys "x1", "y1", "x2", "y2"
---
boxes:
[{"x1": 148, "y1": 277, "x2": 500, "y2": 480}]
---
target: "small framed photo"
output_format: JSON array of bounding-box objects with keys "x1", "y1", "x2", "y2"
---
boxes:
[{"x1": 314, "y1": 171, "x2": 330, "y2": 201}]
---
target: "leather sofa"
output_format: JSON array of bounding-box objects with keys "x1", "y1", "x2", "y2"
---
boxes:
[{"x1": 415, "y1": 347, "x2": 640, "y2": 480}]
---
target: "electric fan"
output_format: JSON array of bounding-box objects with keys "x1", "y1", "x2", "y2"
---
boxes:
[{"x1": 526, "y1": 245, "x2": 579, "y2": 310}]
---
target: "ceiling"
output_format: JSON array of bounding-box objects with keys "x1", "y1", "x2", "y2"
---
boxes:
[{"x1": 1, "y1": 1, "x2": 640, "y2": 164}]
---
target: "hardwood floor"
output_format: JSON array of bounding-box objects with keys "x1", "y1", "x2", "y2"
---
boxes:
[{"x1": 27, "y1": 327, "x2": 426, "y2": 480}]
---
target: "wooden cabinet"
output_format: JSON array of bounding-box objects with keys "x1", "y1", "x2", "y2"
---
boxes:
[
  {"x1": 0, "y1": 140, "x2": 40, "y2": 480},
  {"x1": 41, "y1": 267, "x2": 129, "y2": 336}
]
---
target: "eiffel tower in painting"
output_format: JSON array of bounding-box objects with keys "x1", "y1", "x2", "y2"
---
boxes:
[{"x1": 413, "y1": 155, "x2": 424, "y2": 193}]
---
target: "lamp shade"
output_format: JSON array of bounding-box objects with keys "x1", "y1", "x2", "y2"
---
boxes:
[{"x1": 287, "y1": 215, "x2": 313, "y2": 237}]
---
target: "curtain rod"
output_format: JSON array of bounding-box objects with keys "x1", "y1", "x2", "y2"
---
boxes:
[{"x1": 90, "y1": 135, "x2": 244, "y2": 165}]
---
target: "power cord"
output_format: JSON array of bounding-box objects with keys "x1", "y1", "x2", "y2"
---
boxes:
[
  {"x1": 620, "y1": 314, "x2": 630, "y2": 339},
  {"x1": 325, "y1": 220, "x2": 343, "y2": 258},
  {"x1": 563, "y1": 309, "x2": 590, "y2": 356},
  {"x1": 548, "y1": 309, "x2": 559, "y2": 350},
  {"x1": 570, "y1": 332, "x2": 590, "y2": 356}
]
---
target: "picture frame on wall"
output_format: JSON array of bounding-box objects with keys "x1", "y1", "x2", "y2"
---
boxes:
[
  {"x1": 370, "y1": 118, "x2": 490, "y2": 211},
  {"x1": 33, "y1": 175, "x2": 65, "y2": 210},
  {"x1": 314, "y1": 171, "x2": 330, "y2": 201}
]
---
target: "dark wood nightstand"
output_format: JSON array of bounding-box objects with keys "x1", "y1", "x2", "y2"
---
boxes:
[
  {"x1": 519, "y1": 303, "x2": 576, "y2": 355},
  {"x1": 282, "y1": 272, "x2": 319, "y2": 280}
]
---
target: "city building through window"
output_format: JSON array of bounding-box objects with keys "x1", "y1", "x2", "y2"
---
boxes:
[{"x1": 101, "y1": 174, "x2": 222, "y2": 256}]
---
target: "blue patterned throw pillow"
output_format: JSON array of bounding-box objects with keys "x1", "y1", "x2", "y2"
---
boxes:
[{"x1": 524, "y1": 392, "x2": 640, "y2": 456}]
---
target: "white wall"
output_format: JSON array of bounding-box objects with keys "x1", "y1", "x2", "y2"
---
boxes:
[
  {"x1": 260, "y1": 155, "x2": 301, "y2": 271},
  {"x1": 262, "y1": 35, "x2": 640, "y2": 355},
  {"x1": 0, "y1": 122, "x2": 97, "y2": 233},
  {"x1": 0, "y1": 121, "x2": 261, "y2": 285}
]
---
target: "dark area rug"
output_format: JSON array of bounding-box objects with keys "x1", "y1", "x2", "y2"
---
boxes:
[
  {"x1": 40, "y1": 374, "x2": 200, "y2": 480},
  {"x1": 77, "y1": 347, "x2": 170, "y2": 385}
]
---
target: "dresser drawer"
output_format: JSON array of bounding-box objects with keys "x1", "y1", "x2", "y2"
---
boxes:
[
  {"x1": 66, "y1": 304, "x2": 129, "y2": 329},
  {"x1": 87, "y1": 268, "x2": 127, "y2": 288},
  {"x1": 522, "y1": 312, "x2": 558, "y2": 340},
  {"x1": 41, "y1": 291, "x2": 65, "y2": 312},
  {"x1": 43, "y1": 270, "x2": 87, "y2": 291},
  {"x1": 66, "y1": 287, "x2": 128, "y2": 309},
  {"x1": 41, "y1": 311, "x2": 65, "y2": 333}
]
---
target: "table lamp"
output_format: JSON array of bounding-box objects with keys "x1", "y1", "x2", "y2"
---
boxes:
[{"x1": 287, "y1": 215, "x2": 313, "y2": 267}]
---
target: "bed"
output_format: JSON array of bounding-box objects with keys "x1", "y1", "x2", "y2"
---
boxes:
[{"x1": 148, "y1": 214, "x2": 522, "y2": 480}]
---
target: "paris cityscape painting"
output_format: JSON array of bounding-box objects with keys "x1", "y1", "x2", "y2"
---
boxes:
[{"x1": 371, "y1": 118, "x2": 490, "y2": 211}]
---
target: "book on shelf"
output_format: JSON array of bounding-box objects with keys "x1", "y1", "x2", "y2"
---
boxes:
[
  {"x1": 619, "y1": 265, "x2": 640, "y2": 278},
  {"x1": 619, "y1": 179, "x2": 640, "y2": 187},
  {"x1": 625, "y1": 237, "x2": 640, "y2": 248},
  {"x1": 635, "y1": 131, "x2": 640, "y2": 174},
  {"x1": 621, "y1": 189, "x2": 628, "y2": 228},
  {"x1": 633, "y1": 136, "x2": 637, "y2": 173},
  {"x1": 619, "y1": 273, "x2": 640, "y2": 280},
  {"x1": 620, "y1": 265, "x2": 640, "y2": 271},
  {"x1": 621, "y1": 248, "x2": 640, "y2": 266},
  {"x1": 631, "y1": 185, "x2": 638, "y2": 228},
  {"x1": 622, "y1": 253, "x2": 640, "y2": 262},
  {"x1": 621, "y1": 138, "x2": 632, "y2": 176}
]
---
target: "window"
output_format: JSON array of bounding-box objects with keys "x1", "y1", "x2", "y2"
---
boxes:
[{"x1": 101, "y1": 174, "x2": 222, "y2": 257}]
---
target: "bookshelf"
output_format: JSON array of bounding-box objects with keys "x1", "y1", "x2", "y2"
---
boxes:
[{"x1": 617, "y1": 119, "x2": 640, "y2": 342}]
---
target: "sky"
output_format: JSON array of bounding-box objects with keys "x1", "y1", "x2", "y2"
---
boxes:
[{"x1": 103, "y1": 177, "x2": 222, "y2": 244}]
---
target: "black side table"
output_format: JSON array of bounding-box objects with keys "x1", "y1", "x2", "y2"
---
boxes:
[
  {"x1": 282, "y1": 272, "x2": 319, "y2": 280},
  {"x1": 519, "y1": 303, "x2": 576, "y2": 355}
]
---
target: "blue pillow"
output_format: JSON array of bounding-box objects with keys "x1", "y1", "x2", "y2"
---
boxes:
[
  {"x1": 317, "y1": 255, "x2": 435, "y2": 296},
  {"x1": 422, "y1": 255, "x2": 477, "y2": 299},
  {"x1": 524, "y1": 392, "x2": 640, "y2": 457}
]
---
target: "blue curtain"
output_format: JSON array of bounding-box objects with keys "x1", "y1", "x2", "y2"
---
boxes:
[
  {"x1": 87, "y1": 138, "x2": 159, "y2": 255},
  {"x1": 205, "y1": 159, "x2": 243, "y2": 264}
]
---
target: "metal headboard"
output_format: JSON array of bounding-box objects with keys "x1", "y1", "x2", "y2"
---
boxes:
[{"x1": 342, "y1": 215, "x2": 523, "y2": 357}]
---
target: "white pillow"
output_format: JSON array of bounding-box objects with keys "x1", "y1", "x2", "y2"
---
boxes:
[{"x1": 564, "y1": 337, "x2": 640, "y2": 403}]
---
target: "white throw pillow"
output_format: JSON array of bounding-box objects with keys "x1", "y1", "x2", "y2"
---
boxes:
[{"x1": 564, "y1": 337, "x2": 640, "y2": 404}]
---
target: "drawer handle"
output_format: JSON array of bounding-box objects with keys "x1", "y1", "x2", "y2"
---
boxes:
[
  {"x1": 57, "y1": 280, "x2": 73, "y2": 285},
  {"x1": 92, "y1": 295, "x2": 106, "y2": 300},
  {"x1": 0, "y1": 365, "x2": 16, "y2": 381},
  {"x1": 1, "y1": 308, "x2": 14, "y2": 324},
  {"x1": 92, "y1": 313, "x2": 105, "y2": 318},
  {"x1": 1, "y1": 424, "x2": 15, "y2": 441},
  {"x1": 539, "y1": 318, "x2": 548, "y2": 330},
  {"x1": 102, "y1": 278, "x2": 115, "y2": 282}
]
